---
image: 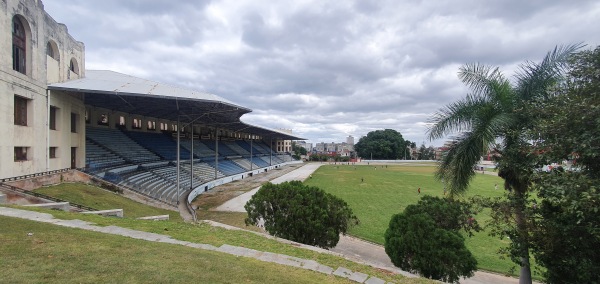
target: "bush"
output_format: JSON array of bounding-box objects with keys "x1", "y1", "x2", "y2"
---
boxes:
[
  {"x1": 244, "y1": 181, "x2": 358, "y2": 249},
  {"x1": 384, "y1": 196, "x2": 478, "y2": 283}
]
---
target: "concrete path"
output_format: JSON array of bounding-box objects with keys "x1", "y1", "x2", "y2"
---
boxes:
[
  {"x1": 213, "y1": 162, "x2": 525, "y2": 284},
  {"x1": 0, "y1": 206, "x2": 390, "y2": 284},
  {"x1": 215, "y1": 163, "x2": 323, "y2": 212}
]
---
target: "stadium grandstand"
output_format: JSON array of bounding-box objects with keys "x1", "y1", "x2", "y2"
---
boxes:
[
  {"x1": 51, "y1": 70, "x2": 303, "y2": 206},
  {"x1": 1, "y1": 0, "x2": 303, "y2": 208}
]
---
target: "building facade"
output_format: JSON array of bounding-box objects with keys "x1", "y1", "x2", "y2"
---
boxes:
[{"x1": 1, "y1": 0, "x2": 86, "y2": 179}]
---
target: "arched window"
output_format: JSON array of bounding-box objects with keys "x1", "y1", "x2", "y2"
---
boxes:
[
  {"x1": 12, "y1": 16, "x2": 27, "y2": 74},
  {"x1": 46, "y1": 42, "x2": 54, "y2": 58},
  {"x1": 69, "y1": 58, "x2": 79, "y2": 74},
  {"x1": 46, "y1": 40, "x2": 59, "y2": 60}
]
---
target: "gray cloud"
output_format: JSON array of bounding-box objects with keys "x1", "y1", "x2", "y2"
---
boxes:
[{"x1": 43, "y1": 0, "x2": 600, "y2": 146}]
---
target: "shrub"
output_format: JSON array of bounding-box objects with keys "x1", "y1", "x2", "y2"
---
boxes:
[
  {"x1": 384, "y1": 196, "x2": 478, "y2": 282},
  {"x1": 245, "y1": 181, "x2": 358, "y2": 249}
]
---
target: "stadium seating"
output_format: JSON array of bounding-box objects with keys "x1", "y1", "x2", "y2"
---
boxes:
[
  {"x1": 85, "y1": 126, "x2": 294, "y2": 206},
  {"x1": 125, "y1": 131, "x2": 192, "y2": 160},
  {"x1": 86, "y1": 127, "x2": 161, "y2": 164}
]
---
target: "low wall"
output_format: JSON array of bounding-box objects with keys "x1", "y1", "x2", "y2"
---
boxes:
[
  {"x1": 187, "y1": 160, "x2": 303, "y2": 203},
  {"x1": 23, "y1": 202, "x2": 70, "y2": 211},
  {"x1": 81, "y1": 209, "x2": 123, "y2": 218},
  {"x1": 5, "y1": 170, "x2": 91, "y2": 191},
  {"x1": 137, "y1": 215, "x2": 170, "y2": 221}
]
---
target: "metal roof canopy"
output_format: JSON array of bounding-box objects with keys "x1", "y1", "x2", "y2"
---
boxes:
[{"x1": 49, "y1": 70, "x2": 304, "y2": 141}]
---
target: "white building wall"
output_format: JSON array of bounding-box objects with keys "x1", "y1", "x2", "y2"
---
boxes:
[{"x1": 0, "y1": 0, "x2": 85, "y2": 179}]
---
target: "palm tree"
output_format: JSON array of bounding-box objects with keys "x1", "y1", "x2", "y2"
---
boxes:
[{"x1": 427, "y1": 44, "x2": 581, "y2": 284}]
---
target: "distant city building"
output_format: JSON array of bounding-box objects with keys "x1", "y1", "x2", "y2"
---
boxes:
[
  {"x1": 295, "y1": 141, "x2": 312, "y2": 152},
  {"x1": 346, "y1": 135, "x2": 354, "y2": 145},
  {"x1": 275, "y1": 128, "x2": 293, "y2": 152}
]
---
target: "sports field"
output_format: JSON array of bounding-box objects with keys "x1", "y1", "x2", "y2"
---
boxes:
[{"x1": 304, "y1": 164, "x2": 523, "y2": 276}]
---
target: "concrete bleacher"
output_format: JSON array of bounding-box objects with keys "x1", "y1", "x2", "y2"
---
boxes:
[
  {"x1": 253, "y1": 141, "x2": 273, "y2": 154},
  {"x1": 86, "y1": 127, "x2": 161, "y2": 164},
  {"x1": 85, "y1": 140, "x2": 126, "y2": 170},
  {"x1": 251, "y1": 157, "x2": 270, "y2": 168},
  {"x1": 85, "y1": 126, "x2": 292, "y2": 206},
  {"x1": 231, "y1": 158, "x2": 257, "y2": 171},
  {"x1": 125, "y1": 131, "x2": 192, "y2": 161},
  {"x1": 180, "y1": 140, "x2": 216, "y2": 158},
  {"x1": 222, "y1": 141, "x2": 250, "y2": 156},
  {"x1": 182, "y1": 161, "x2": 225, "y2": 180},
  {"x1": 205, "y1": 159, "x2": 246, "y2": 176}
]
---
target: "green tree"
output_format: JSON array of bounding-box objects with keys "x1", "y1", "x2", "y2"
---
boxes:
[
  {"x1": 427, "y1": 45, "x2": 581, "y2": 283},
  {"x1": 385, "y1": 196, "x2": 479, "y2": 282},
  {"x1": 291, "y1": 141, "x2": 307, "y2": 156},
  {"x1": 354, "y1": 129, "x2": 410, "y2": 159},
  {"x1": 244, "y1": 181, "x2": 358, "y2": 249},
  {"x1": 417, "y1": 143, "x2": 436, "y2": 160},
  {"x1": 525, "y1": 46, "x2": 600, "y2": 283}
]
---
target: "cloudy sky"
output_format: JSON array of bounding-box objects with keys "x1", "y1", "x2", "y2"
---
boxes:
[{"x1": 43, "y1": 0, "x2": 599, "y2": 146}]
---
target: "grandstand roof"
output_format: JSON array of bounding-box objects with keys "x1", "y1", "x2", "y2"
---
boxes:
[{"x1": 48, "y1": 70, "x2": 304, "y2": 140}]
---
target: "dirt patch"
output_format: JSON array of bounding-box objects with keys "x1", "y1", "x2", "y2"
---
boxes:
[{"x1": 191, "y1": 165, "x2": 301, "y2": 210}]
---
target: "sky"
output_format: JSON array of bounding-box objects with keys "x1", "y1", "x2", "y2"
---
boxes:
[{"x1": 43, "y1": 0, "x2": 599, "y2": 146}]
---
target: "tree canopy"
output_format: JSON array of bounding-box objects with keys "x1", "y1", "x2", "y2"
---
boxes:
[
  {"x1": 525, "y1": 46, "x2": 600, "y2": 284},
  {"x1": 244, "y1": 181, "x2": 358, "y2": 249},
  {"x1": 385, "y1": 196, "x2": 479, "y2": 283},
  {"x1": 426, "y1": 44, "x2": 582, "y2": 283},
  {"x1": 354, "y1": 129, "x2": 412, "y2": 159}
]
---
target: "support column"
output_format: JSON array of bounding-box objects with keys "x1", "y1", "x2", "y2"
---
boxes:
[
  {"x1": 190, "y1": 124, "x2": 194, "y2": 190},
  {"x1": 176, "y1": 117, "x2": 180, "y2": 205},
  {"x1": 269, "y1": 137, "x2": 273, "y2": 166},
  {"x1": 250, "y1": 139, "x2": 253, "y2": 171},
  {"x1": 214, "y1": 128, "x2": 219, "y2": 180}
]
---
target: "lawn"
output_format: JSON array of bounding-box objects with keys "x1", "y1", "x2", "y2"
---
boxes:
[
  {"x1": 304, "y1": 164, "x2": 534, "y2": 277},
  {"x1": 9, "y1": 185, "x2": 433, "y2": 283},
  {"x1": 34, "y1": 183, "x2": 180, "y2": 220},
  {"x1": 0, "y1": 215, "x2": 356, "y2": 284}
]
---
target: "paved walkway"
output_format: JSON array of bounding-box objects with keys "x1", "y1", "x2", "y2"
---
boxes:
[
  {"x1": 0, "y1": 206, "x2": 391, "y2": 284},
  {"x1": 214, "y1": 162, "x2": 524, "y2": 284},
  {"x1": 216, "y1": 163, "x2": 323, "y2": 212}
]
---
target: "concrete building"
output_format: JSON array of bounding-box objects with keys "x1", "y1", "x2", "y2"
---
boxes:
[
  {"x1": 0, "y1": 0, "x2": 303, "y2": 183},
  {"x1": 275, "y1": 128, "x2": 292, "y2": 153},
  {"x1": 346, "y1": 135, "x2": 354, "y2": 146},
  {"x1": 1, "y1": 0, "x2": 86, "y2": 179}
]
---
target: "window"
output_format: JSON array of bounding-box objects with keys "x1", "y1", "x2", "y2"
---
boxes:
[
  {"x1": 147, "y1": 120, "x2": 156, "y2": 130},
  {"x1": 160, "y1": 122, "x2": 166, "y2": 131},
  {"x1": 14, "y1": 95, "x2": 28, "y2": 126},
  {"x1": 49, "y1": 147, "x2": 57, "y2": 158},
  {"x1": 85, "y1": 109, "x2": 90, "y2": 124},
  {"x1": 132, "y1": 118, "x2": 141, "y2": 129},
  {"x1": 46, "y1": 42, "x2": 54, "y2": 58},
  {"x1": 12, "y1": 17, "x2": 26, "y2": 74},
  {"x1": 14, "y1": 147, "x2": 29, "y2": 161},
  {"x1": 97, "y1": 113, "x2": 109, "y2": 126},
  {"x1": 49, "y1": 106, "x2": 57, "y2": 130},
  {"x1": 71, "y1": 112, "x2": 78, "y2": 133},
  {"x1": 69, "y1": 58, "x2": 79, "y2": 74}
]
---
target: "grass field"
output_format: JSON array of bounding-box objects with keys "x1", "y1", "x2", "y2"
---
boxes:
[
  {"x1": 34, "y1": 183, "x2": 180, "y2": 220},
  {"x1": 0, "y1": 215, "x2": 357, "y2": 284},
  {"x1": 304, "y1": 164, "x2": 535, "y2": 277},
  {"x1": 6, "y1": 184, "x2": 432, "y2": 283}
]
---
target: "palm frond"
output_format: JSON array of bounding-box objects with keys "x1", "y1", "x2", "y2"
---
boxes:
[
  {"x1": 458, "y1": 63, "x2": 509, "y2": 98},
  {"x1": 515, "y1": 43, "x2": 583, "y2": 101},
  {"x1": 427, "y1": 94, "x2": 484, "y2": 140}
]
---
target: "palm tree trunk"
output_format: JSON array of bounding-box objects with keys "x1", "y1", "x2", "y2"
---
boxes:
[{"x1": 515, "y1": 187, "x2": 532, "y2": 284}]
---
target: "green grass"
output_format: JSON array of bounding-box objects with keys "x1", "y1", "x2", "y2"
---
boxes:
[
  {"x1": 304, "y1": 164, "x2": 536, "y2": 277},
  {"x1": 34, "y1": 183, "x2": 180, "y2": 220},
  {"x1": 9, "y1": 207, "x2": 431, "y2": 283},
  {"x1": 0, "y1": 215, "x2": 356, "y2": 284}
]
